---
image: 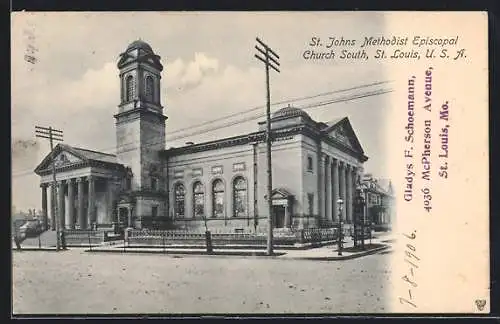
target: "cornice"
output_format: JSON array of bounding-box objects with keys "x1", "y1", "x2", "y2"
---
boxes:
[
  {"x1": 114, "y1": 108, "x2": 167, "y2": 122},
  {"x1": 164, "y1": 124, "x2": 368, "y2": 162},
  {"x1": 36, "y1": 160, "x2": 126, "y2": 176}
]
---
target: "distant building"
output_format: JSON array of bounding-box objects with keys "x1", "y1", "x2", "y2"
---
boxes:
[
  {"x1": 34, "y1": 40, "x2": 372, "y2": 232},
  {"x1": 360, "y1": 174, "x2": 394, "y2": 231}
]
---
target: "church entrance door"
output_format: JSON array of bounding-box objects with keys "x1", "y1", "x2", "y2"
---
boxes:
[
  {"x1": 273, "y1": 206, "x2": 286, "y2": 228},
  {"x1": 118, "y1": 208, "x2": 128, "y2": 227}
]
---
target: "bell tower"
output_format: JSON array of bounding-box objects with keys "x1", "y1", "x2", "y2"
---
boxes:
[{"x1": 114, "y1": 40, "x2": 167, "y2": 224}]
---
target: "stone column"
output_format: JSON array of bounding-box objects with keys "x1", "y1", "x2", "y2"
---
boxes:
[
  {"x1": 77, "y1": 177, "x2": 86, "y2": 229},
  {"x1": 87, "y1": 175, "x2": 96, "y2": 228},
  {"x1": 58, "y1": 180, "x2": 66, "y2": 230},
  {"x1": 41, "y1": 184, "x2": 48, "y2": 230},
  {"x1": 128, "y1": 207, "x2": 133, "y2": 228},
  {"x1": 49, "y1": 183, "x2": 56, "y2": 230},
  {"x1": 67, "y1": 179, "x2": 75, "y2": 229},
  {"x1": 339, "y1": 161, "x2": 346, "y2": 222},
  {"x1": 284, "y1": 205, "x2": 290, "y2": 228},
  {"x1": 106, "y1": 180, "x2": 114, "y2": 224},
  {"x1": 332, "y1": 159, "x2": 339, "y2": 222},
  {"x1": 346, "y1": 165, "x2": 353, "y2": 223},
  {"x1": 324, "y1": 155, "x2": 330, "y2": 223},
  {"x1": 317, "y1": 151, "x2": 324, "y2": 222},
  {"x1": 327, "y1": 159, "x2": 333, "y2": 223}
]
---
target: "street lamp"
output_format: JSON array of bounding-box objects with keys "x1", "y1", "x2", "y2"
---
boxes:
[
  {"x1": 354, "y1": 187, "x2": 366, "y2": 250},
  {"x1": 337, "y1": 198, "x2": 344, "y2": 256}
]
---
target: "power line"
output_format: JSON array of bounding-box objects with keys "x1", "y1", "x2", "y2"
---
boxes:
[
  {"x1": 165, "y1": 80, "x2": 391, "y2": 136},
  {"x1": 167, "y1": 88, "x2": 392, "y2": 142},
  {"x1": 12, "y1": 86, "x2": 391, "y2": 179}
]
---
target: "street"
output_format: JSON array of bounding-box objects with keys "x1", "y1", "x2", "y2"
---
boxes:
[{"x1": 12, "y1": 248, "x2": 392, "y2": 314}]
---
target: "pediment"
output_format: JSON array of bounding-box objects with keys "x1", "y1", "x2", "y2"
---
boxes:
[
  {"x1": 34, "y1": 144, "x2": 88, "y2": 174},
  {"x1": 330, "y1": 124, "x2": 355, "y2": 149},
  {"x1": 271, "y1": 188, "x2": 293, "y2": 200},
  {"x1": 324, "y1": 117, "x2": 365, "y2": 154},
  {"x1": 53, "y1": 151, "x2": 83, "y2": 167}
]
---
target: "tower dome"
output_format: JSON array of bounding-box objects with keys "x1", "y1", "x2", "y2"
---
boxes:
[
  {"x1": 126, "y1": 39, "x2": 154, "y2": 53},
  {"x1": 272, "y1": 106, "x2": 311, "y2": 120}
]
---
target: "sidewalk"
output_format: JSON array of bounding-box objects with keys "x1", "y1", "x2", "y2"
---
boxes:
[
  {"x1": 82, "y1": 233, "x2": 393, "y2": 260},
  {"x1": 13, "y1": 231, "x2": 396, "y2": 260}
]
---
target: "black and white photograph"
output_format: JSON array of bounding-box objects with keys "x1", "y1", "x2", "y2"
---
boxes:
[{"x1": 11, "y1": 11, "x2": 489, "y2": 315}]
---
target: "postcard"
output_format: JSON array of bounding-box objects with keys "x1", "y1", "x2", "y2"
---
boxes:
[{"x1": 11, "y1": 11, "x2": 489, "y2": 315}]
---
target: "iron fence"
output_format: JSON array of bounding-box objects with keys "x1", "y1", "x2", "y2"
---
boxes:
[{"x1": 124, "y1": 227, "x2": 341, "y2": 248}]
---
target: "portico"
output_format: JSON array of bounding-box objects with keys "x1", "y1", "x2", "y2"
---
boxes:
[
  {"x1": 35, "y1": 144, "x2": 125, "y2": 230},
  {"x1": 321, "y1": 156, "x2": 361, "y2": 225}
]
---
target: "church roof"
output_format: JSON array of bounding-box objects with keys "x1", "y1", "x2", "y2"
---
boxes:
[
  {"x1": 272, "y1": 106, "x2": 312, "y2": 120},
  {"x1": 34, "y1": 143, "x2": 123, "y2": 175},
  {"x1": 323, "y1": 117, "x2": 345, "y2": 128},
  {"x1": 166, "y1": 114, "x2": 368, "y2": 162},
  {"x1": 126, "y1": 39, "x2": 154, "y2": 53},
  {"x1": 118, "y1": 39, "x2": 163, "y2": 71},
  {"x1": 69, "y1": 146, "x2": 118, "y2": 164}
]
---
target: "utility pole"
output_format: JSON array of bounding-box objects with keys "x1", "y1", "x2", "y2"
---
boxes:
[
  {"x1": 254, "y1": 37, "x2": 280, "y2": 256},
  {"x1": 35, "y1": 126, "x2": 63, "y2": 251}
]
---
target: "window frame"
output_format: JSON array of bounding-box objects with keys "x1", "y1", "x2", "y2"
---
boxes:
[
  {"x1": 174, "y1": 182, "x2": 185, "y2": 219},
  {"x1": 125, "y1": 75, "x2": 135, "y2": 102},
  {"x1": 144, "y1": 75, "x2": 154, "y2": 102},
  {"x1": 232, "y1": 176, "x2": 248, "y2": 218},
  {"x1": 212, "y1": 179, "x2": 225, "y2": 218},
  {"x1": 193, "y1": 181, "x2": 205, "y2": 218}
]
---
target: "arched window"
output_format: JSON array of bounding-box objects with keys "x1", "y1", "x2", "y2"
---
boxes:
[
  {"x1": 233, "y1": 177, "x2": 247, "y2": 217},
  {"x1": 212, "y1": 179, "x2": 225, "y2": 218},
  {"x1": 145, "y1": 75, "x2": 154, "y2": 102},
  {"x1": 125, "y1": 75, "x2": 135, "y2": 102},
  {"x1": 174, "y1": 183, "x2": 185, "y2": 218},
  {"x1": 193, "y1": 181, "x2": 205, "y2": 218}
]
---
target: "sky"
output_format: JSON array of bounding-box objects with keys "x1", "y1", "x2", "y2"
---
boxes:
[{"x1": 11, "y1": 12, "x2": 392, "y2": 211}]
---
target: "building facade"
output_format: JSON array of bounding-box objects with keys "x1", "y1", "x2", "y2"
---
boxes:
[
  {"x1": 360, "y1": 174, "x2": 395, "y2": 231},
  {"x1": 34, "y1": 40, "x2": 369, "y2": 232}
]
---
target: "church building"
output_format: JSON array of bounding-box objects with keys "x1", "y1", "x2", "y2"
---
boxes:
[{"x1": 34, "y1": 40, "x2": 369, "y2": 232}]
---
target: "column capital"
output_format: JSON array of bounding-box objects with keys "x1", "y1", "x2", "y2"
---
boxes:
[
  {"x1": 331, "y1": 157, "x2": 338, "y2": 166},
  {"x1": 57, "y1": 180, "x2": 65, "y2": 186},
  {"x1": 76, "y1": 177, "x2": 84, "y2": 183},
  {"x1": 87, "y1": 175, "x2": 95, "y2": 182},
  {"x1": 40, "y1": 183, "x2": 49, "y2": 189},
  {"x1": 338, "y1": 160, "x2": 345, "y2": 169}
]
